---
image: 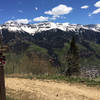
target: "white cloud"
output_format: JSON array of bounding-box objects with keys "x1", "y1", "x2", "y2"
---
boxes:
[
  {"x1": 6, "y1": 19, "x2": 31, "y2": 24},
  {"x1": 50, "y1": 16, "x2": 57, "y2": 20},
  {"x1": 94, "y1": 1, "x2": 100, "y2": 8},
  {"x1": 16, "y1": 19, "x2": 31, "y2": 24},
  {"x1": 33, "y1": 15, "x2": 66, "y2": 22},
  {"x1": 89, "y1": 1, "x2": 100, "y2": 16},
  {"x1": 49, "y1": 16, "x2": 66, "y2": 21},
  {"x1": 33, "y1": 16, "x2": 49, "y2": 22},
  {"x1": 45, "y1": 11, "x2": 52, "y2": 15},
  {"x1": 18, "y1": 10, "x2": 23, "y2": 13},
  {"x1": 90, "y1": 8, "x2": 100, "y2": 16},
  {"x1": 53, "y1": 15, "x2": 60, "y2": 18},
  {"x1": 88, "y1": 14, "x2": 92, "y2": 16},
  {"x1": 44, "y1": 4, "x2": 72, "y2": 16},
  {"x1": 35, "y1": 7, "x2": 38, "y2": 11},
  {"x1": 81, "y1": 5, "x2": 89, "y2": 9},
  {"x1": 92, "y1": 8, "x2": 100, "y2": 14}
]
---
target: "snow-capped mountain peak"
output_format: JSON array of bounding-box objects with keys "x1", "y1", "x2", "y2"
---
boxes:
[{"x1": 0, "y1": 21, "x2": 100, "y2": 36}]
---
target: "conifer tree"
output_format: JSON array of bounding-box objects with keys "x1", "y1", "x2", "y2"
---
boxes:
[{"x1": 65, "y1": 36, "x2": 80, "y2": 76}]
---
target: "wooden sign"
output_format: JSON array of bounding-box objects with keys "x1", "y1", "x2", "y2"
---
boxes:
[{"x1": 0, "y1": 45, "x2": 9, "y2": 52}]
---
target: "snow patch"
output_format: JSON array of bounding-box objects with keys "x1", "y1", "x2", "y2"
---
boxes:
[{"x1": 0, "y1": 22, "x2": 100, "y2": 35}]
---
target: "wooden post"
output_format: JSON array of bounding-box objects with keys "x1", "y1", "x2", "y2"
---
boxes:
[
  {"x1": 0, "y1": 61, "x2": 6, "y2": 100},
  {"x1": 0, "y1": 30, "x2": 6, "y2": 100}
]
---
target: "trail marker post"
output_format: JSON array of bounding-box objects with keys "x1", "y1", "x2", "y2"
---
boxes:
[{"x1": 0, "y1": 32, "x2": 8, "y2": 100}]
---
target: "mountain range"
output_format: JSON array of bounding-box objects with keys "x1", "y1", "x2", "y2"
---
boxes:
[
  {"x1": 0, "y1": 21, "x2": 100, "y2": 74},
  {"x1": 1, "y1": 21, "x2": 100, "y2": 35}
]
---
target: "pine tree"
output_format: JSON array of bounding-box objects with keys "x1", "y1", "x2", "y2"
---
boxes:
[{"x1": 65, "y1": 36, "x2": 80, "y2": 76}]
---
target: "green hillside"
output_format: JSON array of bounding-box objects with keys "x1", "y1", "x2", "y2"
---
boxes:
[
  {"x1": 5, "y1": 43, "x2": 57, "y2": 75},
  {"x1": 4, "y1": 40, "x2": 100, "y2": 75}
]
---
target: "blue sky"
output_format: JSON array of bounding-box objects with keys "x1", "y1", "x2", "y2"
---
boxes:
[{"x1": 0, "y1": 0, "x2": 100, "y2": 24}]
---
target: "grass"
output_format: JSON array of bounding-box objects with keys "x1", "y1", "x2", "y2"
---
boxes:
[
  {"x1": 7, "y1": 96, "x2": 16, "y2": 100},
  {"x1": 6, "y1": 74, "x2": 100, "y2": 87},
  {"x1": 34, "y1": 74, "x2": 100, "y2": 86},
  {"x1": 6, "y1": 74, "x2": 100, "y2": 100}
]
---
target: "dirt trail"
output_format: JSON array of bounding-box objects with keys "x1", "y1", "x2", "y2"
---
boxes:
[{"x1": 5, "y1": 78, "x2": 100, "y2": 100}]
